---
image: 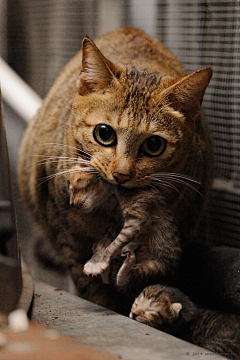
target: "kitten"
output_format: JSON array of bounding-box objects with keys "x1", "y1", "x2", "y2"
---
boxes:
[
  {"x1": 18, "y1": 27, "x2": 212, "y2": 311},
  {"x1": 130, "y1": 284, "x2": 240, "y2": 360},
  {"x1": 69, "y1": 169, "x2": 181, "y2": 289}
]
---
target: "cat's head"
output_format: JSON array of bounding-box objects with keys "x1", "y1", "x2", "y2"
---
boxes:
[
  {"x1": 69, "y1": 36, "x2": 212, "y2": 189},
  {"x1": 129, "y1": 284, "x2": 196, "y2": 332}
]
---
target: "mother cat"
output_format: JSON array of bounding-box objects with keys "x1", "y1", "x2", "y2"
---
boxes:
[{"x1": 18, "y1": 27, "x2": 212, "y2": 313}]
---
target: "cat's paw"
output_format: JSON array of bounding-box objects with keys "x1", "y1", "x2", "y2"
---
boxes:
[
  {"x1": 83, "y1": 260, "x2": 109, "y2": 276},
  {"x1": 116, "y1": 251, "x2": 136, "y2": 287}
]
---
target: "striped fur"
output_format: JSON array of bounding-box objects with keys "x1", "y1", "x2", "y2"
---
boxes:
[
  {"x1": 18, "y1": 27, "x2": 213, "y2": 311},
  {"x1": 130, "y1": 285, "x2": 240, "y2": 360}
]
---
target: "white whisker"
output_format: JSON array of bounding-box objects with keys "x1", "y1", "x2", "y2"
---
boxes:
[
  {"x1": 28, "y1": 155, "x2": 91, "y2": 171},
  {"x1": 38, "y1": 166, "x2": 94, "y2": 185},
  {"x1": 35, "y1": 142, "x2": 92, "y2": 160},
  {"x1": 150, "y1": 178, "x2": 181, "y2": 195},
  {"x1": 148, "y1": 172, "x2": 202, "y2": 196}
]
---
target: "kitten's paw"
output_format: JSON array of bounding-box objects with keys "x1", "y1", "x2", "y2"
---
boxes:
[
  {"x1": 116, "y1": 252, "x2": 136, "y2": 287},
  {"x1": 83, "y1": 260, "x2": 109, "y2": 276},
  {"x1": 121, "y1": 242, "x2": 139, "y2": 257},
  {"x1": 123, "y1": 251, "x2": 136, "y2": 265}
]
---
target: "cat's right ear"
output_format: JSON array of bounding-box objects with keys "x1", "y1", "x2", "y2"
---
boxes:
[{"x1": 77, "y1": 37, "x2": 121, "y2": 96}]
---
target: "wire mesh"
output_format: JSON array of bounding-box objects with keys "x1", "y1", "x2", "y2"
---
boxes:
[{"x1": 4, "y1": 0, "x2": 240, "y2": 246}]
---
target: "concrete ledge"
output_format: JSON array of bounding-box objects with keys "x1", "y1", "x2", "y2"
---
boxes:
[{"x1": 31, "y1": 282, "x2": 225, "y2": 360}]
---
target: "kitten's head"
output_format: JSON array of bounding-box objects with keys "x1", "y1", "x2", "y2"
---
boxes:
[
  {"x1": 69, "y1": 36, "x2": 212, "y2": 189},
  {"x1": 129, "y1": 284, "x2": 196, "y2": 333}
]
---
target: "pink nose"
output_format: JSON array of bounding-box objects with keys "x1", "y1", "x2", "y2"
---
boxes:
[
  {"x1": 131, "y1": 309, "x2": 145, "y2": 319},
  {"x1": 112, "y1": 172, "x2": 131, "y2": 184}
]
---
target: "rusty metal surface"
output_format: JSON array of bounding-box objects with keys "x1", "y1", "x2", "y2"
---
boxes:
[{"x1": 1, "y1": 321, "x2": 118, "y2": 360}]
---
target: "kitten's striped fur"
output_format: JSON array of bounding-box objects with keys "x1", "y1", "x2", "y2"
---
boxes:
[
  {"x1": 130, "y1": 285, "x2": 240, "y2": 360},
  {"x1": 18, "y1": 27, "x2": 212, "y2": 311}
]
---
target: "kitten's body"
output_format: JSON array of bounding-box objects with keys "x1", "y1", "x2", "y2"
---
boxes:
[
  {"x1": 18, "y1": 27, "x2": 212, "y2": 311},
  {"x1": 130, "y1": 285, "x2": 240, "y2": 360},
  {"x1": 81, "y1": 183, "x2": 181, "y2": 289}
]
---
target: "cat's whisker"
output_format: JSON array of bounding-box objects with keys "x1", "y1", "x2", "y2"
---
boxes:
[
  {"x1": 38, "y1": 166, "x2": 94, "y2": 185},
  {"x1": 150, "y1": 178, "x2": 181, "y2": 195},
  {"x1": 30, "y1": 156, "x2": 91, "y2": 170},
  {"x1": 153, "y1": 172, "x2": 201, "y2": 185},
  {"x1": 151, "y1": 172, "x2": 202, "y2": 196},
  {"x1": 37, "y1": 142, "x2": 92, "y2": 160}
]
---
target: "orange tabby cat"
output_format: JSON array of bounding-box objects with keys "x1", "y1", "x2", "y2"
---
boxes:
[{"x1": 18, "y1": 27, "x2": 212, "y2": 312}]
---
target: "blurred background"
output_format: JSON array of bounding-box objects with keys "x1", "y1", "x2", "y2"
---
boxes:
[{"x1": 1, "y1": 0, "x2": 240, "y2": 294}]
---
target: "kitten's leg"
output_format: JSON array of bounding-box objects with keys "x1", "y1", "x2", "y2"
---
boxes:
[
  {"x1": 116, "y1": 251, "x2": 136, "y2": 286},
  {"x1": 83, "y1": 214, "x2": 143, "y2": 277},
  {"x1": 117, "y1": 257, "x2": 167, "y2": 288},
  {"x1": 83, "y1": 236, "x2": 112, "y2": 277}
]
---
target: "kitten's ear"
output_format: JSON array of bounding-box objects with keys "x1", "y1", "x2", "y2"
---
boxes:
[
  {"x1": 164, "y1": 67, "x2": 212, "y2": 119},
  {"x1": 78, "y1": 37, "x2": 121, "y2": 95},
  {"x1": 171, "y1": 302, "x2": 182, "y2": 317}
]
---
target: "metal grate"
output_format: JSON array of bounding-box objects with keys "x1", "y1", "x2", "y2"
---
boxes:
[
  {"x1": 155, "y1": 1, "x2": 240, "y2": 246},
  {"x1": 3, "y1": 0, "x2": 240, "y2": 247}
]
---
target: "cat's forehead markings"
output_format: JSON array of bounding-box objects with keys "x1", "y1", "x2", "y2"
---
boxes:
[{"x1": 117, "y1": 115, "x2": 122, "y2": 126}]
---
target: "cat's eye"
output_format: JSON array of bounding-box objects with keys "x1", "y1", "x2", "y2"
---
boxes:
[
  {"x1": 141, "y1": 136, "x2": 166, "y2": 157},
  {"x1": 93, "y1": 124, "x2": 117, "y2": 147}
]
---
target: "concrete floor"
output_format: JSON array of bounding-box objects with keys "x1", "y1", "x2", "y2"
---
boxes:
[
  {"x1": 3, "y1": 103, "x2": 226, "y2": 360},
  {"x1": 32, "y1": 282, "x2": 225, "y2": 360}
]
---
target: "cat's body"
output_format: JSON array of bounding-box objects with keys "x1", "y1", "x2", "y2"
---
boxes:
[
  {"x1": 18, "y1": 27, "x2": 212, "y2": 311},
  {"x1": 130, "y1": 285, "x2": 240, "y2": 360}
]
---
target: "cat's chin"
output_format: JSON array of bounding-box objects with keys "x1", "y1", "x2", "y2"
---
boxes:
[{"x1": 105, "y1": 179, "x2": 148, "y2": 189}]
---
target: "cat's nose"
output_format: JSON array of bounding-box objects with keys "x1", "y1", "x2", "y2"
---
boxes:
[
  {"x1": 112, "y1": 172, "x2": 131, "y2": 184},
  {"x1": 131, "y1": 310, "x2": 144, "y2": 320}
]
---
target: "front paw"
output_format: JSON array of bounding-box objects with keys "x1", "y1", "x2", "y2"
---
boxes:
[{"x1": 83, "y1": 259, "x2": 110, "y2": 276}]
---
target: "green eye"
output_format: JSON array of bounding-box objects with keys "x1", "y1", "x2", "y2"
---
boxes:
[
  {"x1": 141, "y1": 136, "x2": 166, "y2": 157},
  {"x1": 93, "y1": 124, "x2": 116, "y2": 147}
]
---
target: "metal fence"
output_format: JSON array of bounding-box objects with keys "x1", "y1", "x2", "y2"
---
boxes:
[{"x1": 2, "y1": 0, "x2": 240, "y2": 247}]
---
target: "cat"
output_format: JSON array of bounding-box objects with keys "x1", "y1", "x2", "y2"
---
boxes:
[
  {"x1": 18, "y1": 27, "x2": 213, "y2": 312},
  {"x1": 130, "y1": 284, "x2": 240, "y2": 360}
]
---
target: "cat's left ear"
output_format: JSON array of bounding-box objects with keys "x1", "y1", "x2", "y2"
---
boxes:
[
  {"x1": 163, "y1": 67, "x2": 212, "y2": 119},
  {"x1": 77, "y1": 37, "x2": 122, "y2": 95},
  {"x1": 171, "y1": 302, "x2": 182, "y2": 317}
]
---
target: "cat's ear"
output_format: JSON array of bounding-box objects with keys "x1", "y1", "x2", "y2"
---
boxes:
[
  {"x1": 163, "y1": 67, "x2": 212, "y2": 119},
  {"x1": 171, "y1": 302, "x2": 182, "y2": 317},
  {"x1": 77, "y1": 36, "x2": 121, "y2": 95}
]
